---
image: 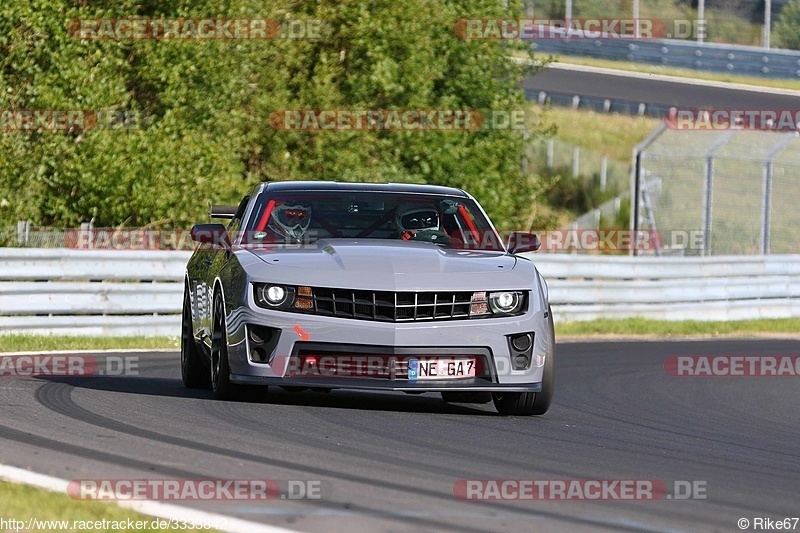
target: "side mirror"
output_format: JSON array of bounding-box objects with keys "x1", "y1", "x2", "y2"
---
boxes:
[
  {"x1": 191, "y1": 223, "x2": 231, "y2": 250},
  {"x1": 507, "y1": 231, "x2": 541, "y2": 254}
]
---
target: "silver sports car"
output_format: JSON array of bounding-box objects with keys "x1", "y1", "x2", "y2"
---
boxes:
[{"x1": 182, "y1": 181, "x2": 554, "y2": 415}]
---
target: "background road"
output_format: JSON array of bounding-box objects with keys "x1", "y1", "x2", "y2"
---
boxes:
[
  {"x1": 524, "y1": 66, "x2": 800, "y2": 109},
  {"x1": 1, "y1": 340, "x2": 799, "y2": 532}
]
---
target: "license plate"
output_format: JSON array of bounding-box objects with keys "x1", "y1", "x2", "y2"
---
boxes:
[{"x1": 408, "y1": 358, "x2": 476, "y2": 380}]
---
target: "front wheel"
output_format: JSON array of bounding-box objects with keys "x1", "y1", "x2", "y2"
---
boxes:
[
  {"x1": 494, "y1": 310, "x2": 555, "y2": 416},
  {"x1": 181, "y1": 289, "x2": 210, "y2": 389},
  {"x1": 492, "y1": 391, "x2": 538, "y2": 415},
  {"x1": 210, "y1": 295, "x2": 262, "y2": 401}
]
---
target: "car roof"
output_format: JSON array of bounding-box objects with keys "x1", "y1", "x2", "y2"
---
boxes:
[{"x1": 255, "y1": 181, "x2": 469, "y2": 198}]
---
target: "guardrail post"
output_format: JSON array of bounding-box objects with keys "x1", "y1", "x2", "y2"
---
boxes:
[{"x1": 547, "y1": 138, "x2": 554, "y2": 168}]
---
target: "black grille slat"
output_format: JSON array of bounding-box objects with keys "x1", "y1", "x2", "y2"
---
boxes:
[{"x1": 306, "y1": 287, "x2": 475, "y2": 323}]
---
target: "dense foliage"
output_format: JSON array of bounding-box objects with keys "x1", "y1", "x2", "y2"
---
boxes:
[
  {"x1": 775, "y1": 0, "x2": 800, "y2": 50},
  {"x1": 0, "y1": 0, "x2": 547, "y2": 231}
]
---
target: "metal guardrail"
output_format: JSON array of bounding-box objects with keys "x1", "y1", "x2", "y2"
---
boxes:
[
  {"x1": 525, "y1": 88, "x2": 673, "y2": 118},
  {"x1": 0, "y1": 249, "x2": 797, "y2": 335},
  {"x1": 533, "y1": 38, "x2": 800, "y2": 79},
  {"x1": 0, "y1": 249, "x2": 190, "y2": 336},
  {"x1": 530, "y1": 254, "x2": 800, "y2": 321}
]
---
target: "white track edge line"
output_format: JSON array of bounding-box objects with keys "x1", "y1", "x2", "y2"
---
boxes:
[
  {"x1": 0, "y1": 348, "x2": 178, "y2": 356},
  {"x1": 0, "y1": 464, "x2": 300, "y2": 533}
]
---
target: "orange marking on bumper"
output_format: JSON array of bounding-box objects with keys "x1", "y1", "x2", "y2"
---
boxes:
[{"x1": 293, "y1": 325, "x2": 309, "y2": 341}]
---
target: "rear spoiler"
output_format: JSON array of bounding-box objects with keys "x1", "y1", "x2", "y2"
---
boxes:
[{"x1": 210, "y1": 205, "x2": 237, "y2": 220}]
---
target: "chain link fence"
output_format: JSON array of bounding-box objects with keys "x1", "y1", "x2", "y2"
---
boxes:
[{"x1": 633, "y1": 127, "x2": 800, "y2": 255}]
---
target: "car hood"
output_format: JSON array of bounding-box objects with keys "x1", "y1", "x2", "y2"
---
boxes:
[{"x1": 241, "y1": 239, "x2": 536, "y2": 292}]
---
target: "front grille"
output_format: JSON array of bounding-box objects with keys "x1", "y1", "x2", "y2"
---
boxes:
[{"x1": 310, "y1": 288, "x2": 473, "y2": 322}]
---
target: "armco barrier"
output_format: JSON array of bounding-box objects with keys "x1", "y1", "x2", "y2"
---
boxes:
[
  {"x1": 533, "y1": 38, "x2": 800, "y2": 79},
  {"x1": 0, "y1": 249, "x2": 190, "y2": 336},
  {"x1": 0, "y1": 249, "x2": 798, "y2": 335},
  {"x1": 529, "y1": 253, "x2": 800, "y2": 322}
]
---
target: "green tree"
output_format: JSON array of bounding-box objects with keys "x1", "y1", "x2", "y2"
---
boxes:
[
  {"x1": 775, "y1": 0, "x2": 800, "y2": 50},
  {"x1": 1, "y1": 0, "x2": 548, "y2": 231}
]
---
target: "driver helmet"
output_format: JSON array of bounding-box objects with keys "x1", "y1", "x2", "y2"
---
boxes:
[
  {"x1": 395, "y1": 203, "x2": 440, "y2": 233},
  {"x1": 269, "y1": 203, "x2": 312, "y2": 241}
]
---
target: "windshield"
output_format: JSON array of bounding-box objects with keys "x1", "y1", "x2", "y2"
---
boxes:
[{"x1": 240, "y1": 191, "x2": 503, "y2": 251}]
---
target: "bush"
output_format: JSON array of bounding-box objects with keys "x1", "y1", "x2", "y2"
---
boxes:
[
  {"x1": 0, "y1": 0, "x2": 551, "y2": 232},
  {"x1": 775, "y1": 0, "x2": 800, "y2": 50}
]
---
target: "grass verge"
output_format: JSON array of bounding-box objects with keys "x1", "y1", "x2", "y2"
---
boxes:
[
  {"x1": 1, "y1": 318, "x2": 797, "y2": 354},
  {"x1": 0, "y1": 335, "x2": 179, "y2": 353},
  {"x1": 0, "y1": 481, "x2": 193, "y2": 532},
  {"x1": 537, "y1": 105, "x2": 659, "y2": 164},
  {"x1": 557, "y1": 317, "x2": 800, "y2": 337}
]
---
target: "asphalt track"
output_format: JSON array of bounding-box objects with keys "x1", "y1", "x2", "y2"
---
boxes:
[
  {"x1": 1, "y1": 339, "x2": 799, "y2": 532},
  {"x1": 523, "y1": 67, "x2": 800, "y2": 109}
]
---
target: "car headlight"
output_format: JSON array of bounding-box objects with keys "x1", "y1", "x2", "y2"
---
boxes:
[
  {"x1": 489, "y1": 291, "x2": 523, "y2": 314},
  {"x1": 470, "y1": 291, "x2": 526, "y2": 317},
  {"x1": 255, "y1": 284, "x2": 295, "y2": 308}
]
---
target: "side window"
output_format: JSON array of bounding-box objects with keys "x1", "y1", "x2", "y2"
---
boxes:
[{"x1": 227, "y1": 195, "x2": 250, "y2": 242}]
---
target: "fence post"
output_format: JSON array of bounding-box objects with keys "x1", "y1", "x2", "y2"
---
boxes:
[
  {"x1": 761, "y1": 161, "x2": 773, "y2": 255},
  {"x1": 761, "y1": 132, "x2": 798, "y2": 254},
  {"x1": 601, "y1": 155, "x2": 608, "y2": 190},
  {"x1": 546, "y1": 138, "x2": 554, "y2": 168},
  {"x1": 702, "y1": 155, "x2": 714, "y2": 256},
  {"x1": 572, "y1": 146, "x2": 580, "y2": 178},
  {"x1": 80, "y1": 222, "x2": 93, "y2": 250},
  {"x1": 701, "y1": 131, "x2": 734, "y2": 257},
  {"x1": 630, "y1": 123, "x2": 667, "y2": 256},
  {"x1": 17, "y1": 221, "x2": 30, "y2": 245}
]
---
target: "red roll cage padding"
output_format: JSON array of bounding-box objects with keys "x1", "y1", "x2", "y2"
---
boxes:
[
  {"x1": 457, "y1": 204, "x2": 479, "y2": 237},
  {"x1": 255, "y1": 200, "x2": 276, "y2": 233}
]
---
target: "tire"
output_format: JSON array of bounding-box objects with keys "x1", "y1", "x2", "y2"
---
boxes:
[
  {"x1": 210, "y1": 294, "x2": 265, "y2": 401},
  {"x1": 492, "y1": 391, "x2": 537, "y2": 416},
  {"x1": 181, "y1": 288, "x2": 211, "y2": 389},
  {"x1": 441, "y1": 391, "x2": 492, "y2": 404},
  {"x1": 493, "y1": 309, "x2": 556, "y2": 416}
]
